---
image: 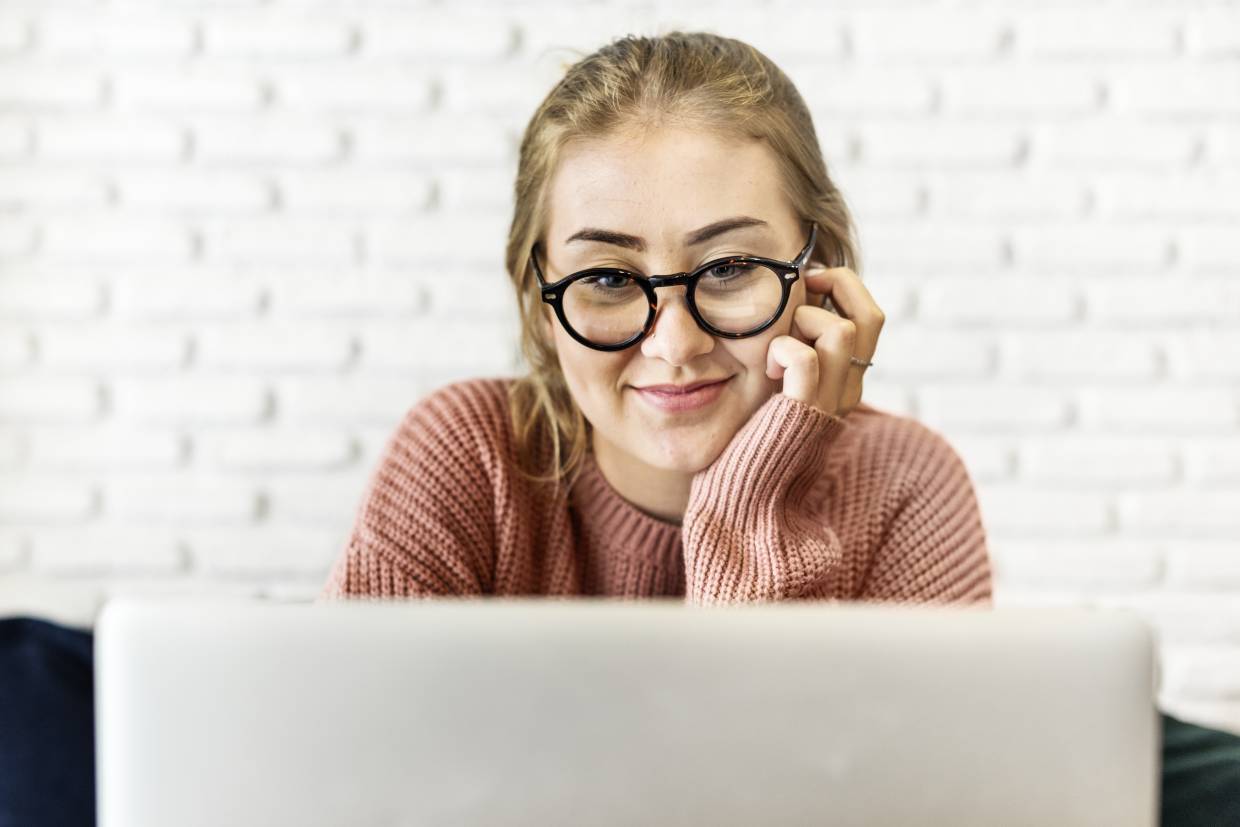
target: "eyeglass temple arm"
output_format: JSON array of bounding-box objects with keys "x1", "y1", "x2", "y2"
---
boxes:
[
  {"x1": 796, "y1": 223, "x2": 818, "y2": 269},
  {"x1": 531, "y1": 245, "x2": 548, "y2": 288}
]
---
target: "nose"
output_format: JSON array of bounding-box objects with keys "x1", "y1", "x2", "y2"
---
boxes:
[{"x1": 638, "y1": 286, "x2": 716, "y2": 366}]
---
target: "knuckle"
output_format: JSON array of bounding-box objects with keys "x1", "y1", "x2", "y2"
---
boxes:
[{"x1": 793, "y1": 347, "x2": 819, "y2": 371}]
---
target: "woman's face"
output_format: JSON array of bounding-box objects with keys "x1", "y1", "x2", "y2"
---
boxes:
[{"x1": 540, "y1": 125, "x2": 813, "y2": 475}]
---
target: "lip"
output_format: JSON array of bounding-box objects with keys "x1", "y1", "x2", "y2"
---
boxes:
[
  {"x1": 633, "y1": 377, "x2": 731, "y2": 413},
  {"x1": 635, "y1": 378, "x2": 730, "y2": 394}
]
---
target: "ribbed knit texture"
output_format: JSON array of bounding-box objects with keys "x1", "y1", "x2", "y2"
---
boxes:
[{"x1": 318, "y1": 377, "x2": 993, "y2": 606}]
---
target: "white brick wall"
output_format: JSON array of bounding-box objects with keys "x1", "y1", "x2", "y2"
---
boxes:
[{"x1": 1, "y1": 0, "x2": 1238, "y2": 734}]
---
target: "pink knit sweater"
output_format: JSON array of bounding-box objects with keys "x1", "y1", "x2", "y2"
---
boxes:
[{"x1": 318, "y1": 377, "x2": 993, "y2": 606}]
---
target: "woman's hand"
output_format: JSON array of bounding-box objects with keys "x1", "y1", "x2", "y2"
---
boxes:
[{"x1": 765, "y1": 261, "x2": 884, "y2": 418}]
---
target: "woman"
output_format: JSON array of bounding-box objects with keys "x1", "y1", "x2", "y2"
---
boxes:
[
  {"x1": 318, "y1": 32, "x2": 991, "y2": 605},
  {"x1": 315, "y1": 30, "x2": 1240, "y2": 824}
]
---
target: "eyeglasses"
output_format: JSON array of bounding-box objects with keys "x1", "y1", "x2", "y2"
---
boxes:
[{"x1": 531, "y1": 222, "x2": 818, "y2": 352}]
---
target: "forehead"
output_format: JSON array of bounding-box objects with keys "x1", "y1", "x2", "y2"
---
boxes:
[{"x1": 544, "y1": 127, "x2": 794, "y2": 246}]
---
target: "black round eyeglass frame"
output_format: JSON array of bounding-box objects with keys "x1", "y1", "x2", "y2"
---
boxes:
[{"x1": 530, "y1": 222, "x2": 818, "y2": 352}]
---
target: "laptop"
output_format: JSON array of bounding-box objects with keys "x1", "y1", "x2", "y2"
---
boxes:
[{"x1": 94, "y1": 597, "x2": 1160, "y2": 826}]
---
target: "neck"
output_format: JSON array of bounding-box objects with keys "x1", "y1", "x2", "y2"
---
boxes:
[{"x1": 591, "y1": 429, "x2": 692, "y2": 526}]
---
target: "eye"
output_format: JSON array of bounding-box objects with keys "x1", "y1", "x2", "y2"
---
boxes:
[
  {"x1": 703, "y1": 261, "x2": 758, "y2": 281},
  {"x1": 579, "y1": 273, "x2": 633, "y2": 290}
]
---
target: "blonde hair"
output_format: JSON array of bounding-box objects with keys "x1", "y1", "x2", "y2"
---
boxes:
[{"x1": 504, "y1": 31, "x2": 862, "y2": 488}]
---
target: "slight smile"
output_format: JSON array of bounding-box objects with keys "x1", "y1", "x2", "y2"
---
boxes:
[{"x1": 631, "y1": 377, "x2": 732, "y2": 413}]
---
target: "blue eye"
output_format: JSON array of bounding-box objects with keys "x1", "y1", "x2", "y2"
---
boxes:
[
  {"x1": 580, "y1": 274, "x2": 632, "y2": 290},
  {"x1": 705, "y1": 262, "x2": 758, "y2": 280}
]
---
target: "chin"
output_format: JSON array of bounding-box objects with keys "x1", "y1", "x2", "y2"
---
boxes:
[{"x1": 642, "y1": 434, "x2": 727, "y2": 475}]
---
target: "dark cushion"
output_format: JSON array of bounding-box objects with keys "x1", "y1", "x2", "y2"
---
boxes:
[
  {"x1": 1162, "y1": 710, "x2": 1240, "y2": 826},
  {"x1": 0, "y1": 617, "x2": 96, "y2": 827}
]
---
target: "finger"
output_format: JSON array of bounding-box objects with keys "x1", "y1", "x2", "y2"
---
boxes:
[
  {"x1": 792, "y1": 304, "x2": 854, "y2": 414},
  {"x1": 766, "y1": 335, "x2": 819, "y2": 406},
  {"x1": 805, "y1": 286, "x2": 829, "y2": 310},
  {"x1": 801, "y1": 264, "x2": 884, "y2": 366}
]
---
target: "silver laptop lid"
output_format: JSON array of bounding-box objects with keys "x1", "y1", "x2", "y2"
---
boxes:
[{"x1": 95, "y1": 598, "x2": 1159, "y2": 827}]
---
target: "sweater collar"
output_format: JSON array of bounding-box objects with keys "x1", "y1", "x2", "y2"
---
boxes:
[{"x1": 569, "y1": 449, "x2": 684, "y2": 567}]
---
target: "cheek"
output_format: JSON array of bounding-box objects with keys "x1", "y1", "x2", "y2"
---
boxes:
[
  {"x1": 725, "y1": 339, "x2": 768, "y2": 375},
  {"x1": 721, "y1": 328, "x2": 783, "y2": 377},
  {"x1": 756, "y1": 286, "x2": 804, "y2": 351},
  {"x1": 550, "y1": 332, "x2": 629, "y2": 409},
  {"x1": 542, "y1": 309, "x2": 558, "y2": 350}
]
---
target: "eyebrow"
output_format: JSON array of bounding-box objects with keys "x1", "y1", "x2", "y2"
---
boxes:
[{"x1": 563, "y1": 215, "x2": 770, "y2": 252}]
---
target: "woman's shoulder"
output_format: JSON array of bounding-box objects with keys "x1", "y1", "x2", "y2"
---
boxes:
[
  {"x1": 406, "y1": 375, "x2": 515, "y2": 422},
  {"x1": 840, "y1": 400, "x2": 972, "y2": 485},
  {"x1": 396, "y1": 374, "x2": 513, "y2": 436},
  {"x1": 391, "y1": 375, "x2": 518, "y2": 459}
]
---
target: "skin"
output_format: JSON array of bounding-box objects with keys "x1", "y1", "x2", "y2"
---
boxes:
[{"x1": 539, "y1": 125, "x2": 885, "y2": 525}]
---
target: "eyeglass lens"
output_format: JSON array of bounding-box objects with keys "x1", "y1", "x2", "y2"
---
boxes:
[{"x1": 561, "y1": 261, "x2": 785, "y2": 347}]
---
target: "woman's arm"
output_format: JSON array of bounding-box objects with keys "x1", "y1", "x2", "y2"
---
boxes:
[
  {"x1": 681, "y1": 392, "x2": 849, "y2": 605},
  {"x1": 855, "y1": 431, "x2": 993, "y2": 606},
  {"x1": 318, "y1": 388, "x2": 496, "y2": 600},
  {"x1": 681, "y1": 393, "x2": 994, "y2": 606}
]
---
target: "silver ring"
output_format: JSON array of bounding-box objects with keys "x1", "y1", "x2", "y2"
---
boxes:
[{"x1": 850, "y1": 356, "x2": 873, "y2": 369}]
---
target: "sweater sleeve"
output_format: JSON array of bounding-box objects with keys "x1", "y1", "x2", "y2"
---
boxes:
[
  {"x1": 681, "y1": 392, "x2": 849, "y2": 605},
  {"x1": 855, "y1": 429, "x2": 994, "y2": 606},
  {"x1": 317, "y1": 387, "x2": 496, "y2": 601}
]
